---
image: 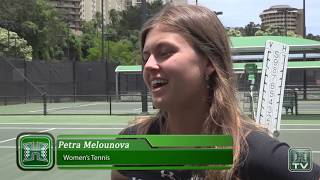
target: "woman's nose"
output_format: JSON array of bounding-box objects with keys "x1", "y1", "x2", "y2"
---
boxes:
[{"x1": 144, "y1": 55, "x2": 160, "y2": 71}]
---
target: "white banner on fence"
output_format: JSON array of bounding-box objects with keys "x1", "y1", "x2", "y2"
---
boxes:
[{"x1": 256, "y1": 40, "x2": 289, "y2": 135}]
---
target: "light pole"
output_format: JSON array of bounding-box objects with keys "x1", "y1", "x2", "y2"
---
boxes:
[
  {"x1": 303, "y1": 0, "x2": 306, "y2": 37},
  {"x1": 101, "y1": 0, "x2": 105, "y2": 62},
  {"x1": 302, "y1": 0, "x2": 307, "y2": 100},
  {"x1": 141, "y1": 0, "x2": 148, "y2": 114},
  {"x1": 101, "y1": 0, "x2": 109, "y2": 96}
]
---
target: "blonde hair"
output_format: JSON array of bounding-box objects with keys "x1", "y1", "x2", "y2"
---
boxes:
[{"x1": 137, "y1": 4, "x2": 259, "y2": 180}]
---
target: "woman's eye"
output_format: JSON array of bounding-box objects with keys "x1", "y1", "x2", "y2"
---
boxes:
[{"x1": 158, "y1": 50, "x2": 173, "y2": 59}]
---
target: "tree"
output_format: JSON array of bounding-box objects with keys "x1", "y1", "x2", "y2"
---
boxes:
[
  {"x1": 286, "y1": 31, "x2": 302, "y2": 38},
  {"x1": 0, "y1": 27, "x2": 32, "y2": 60},
  {"x1": 306, "y1": 33, "x2": 320, "y2": 41},
  {"x1": 67, "y1": 33, "x2": 82, "y2": 61},
  {"x1": 108, "y1": 39, "x2": 140, "y2": 65},
  {"x1": 109, "y1": 0, "x2": 164, "y2": 39},
  {"x1": 84, "y1": 0, "x2": 164, "y2": 64},
  {"x1": 0, "y1": 0, "x2": 70, "y2": 60},
  {"x1": 244, "y1": 22, "x2": 260, "y2": 36},
  {"x1": 227, "y1": 28, "x2": 242, "y2": 37},
  {"x1": 254, "y1": 25, "x2": 282, "y2": 36},
  {"x1": 254, "y1": 30, "x2": 267, "y2": 36}
]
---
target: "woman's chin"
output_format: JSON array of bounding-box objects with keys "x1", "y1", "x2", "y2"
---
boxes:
[{"x1": 152, "y1": 97, "x2": 167, "y2": 109}]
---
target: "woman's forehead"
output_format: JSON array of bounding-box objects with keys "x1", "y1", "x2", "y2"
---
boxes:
[{"x1": 143, "y1": 25, "x2": 191, "y2": 50}]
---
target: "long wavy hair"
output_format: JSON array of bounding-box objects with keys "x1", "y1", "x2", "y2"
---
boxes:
[{"x1": 134, "y1": 5, "x2": 259, "y2": 180}]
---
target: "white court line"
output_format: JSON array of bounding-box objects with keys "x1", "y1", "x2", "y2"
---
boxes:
[
  {"x1": 0, "y1": 127, "x2": 122, "y2": 143},
  {"x1": 134, "y1": 106, "x2": 155, "y2": 111},
  {"x1": 40, "y1": 128, "x2": 56, "y2": 133},
  {"x1": 281, "y1": 129, "x2": 320, "y2": 131},
  {"x1": 0, "y1": 146, "x2": 15, "y2": 149},
  {"x1": 29, "y1": 102, "x2": 104, "y2": 113},
  {"x1": 0, "y1": 122, "x2": 128, "y2": 125},
  {"x1": 281, "y1": 124, "x2": 320, "y2": 126},
  {"x1": 0, "y1": 138, "x2": 16, "y2": 144},
  {"x1": 0, "y1": 127, "x2": 54, "y2": 129},
  {"x1": 0, "y1": 128, "x2": 55, "y2": 144},
  {"x1": 0, "y1": 127, "x2": 123, "y2": 130},
  {"x1": 1, "y1": 123, "x2": 319, "y2": 126}
]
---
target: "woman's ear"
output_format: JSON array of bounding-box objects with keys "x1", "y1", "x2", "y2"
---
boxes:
[{"x1": 205, "y1": 60, "x2": 215, "y2": 77}]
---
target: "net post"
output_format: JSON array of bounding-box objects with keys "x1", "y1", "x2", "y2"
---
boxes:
[
  {"x1": 43, "y1": 93, "x2": 47, "y2": 115},
  {"x1": 4, "y1": 96, "x2": 7, "y2": 106},
  {"x1": 294, "y1": 90, "x2": 298, "y2": 115},
  {"x1": 109, "y1": 96, "x2": 112, "y2": 115}
]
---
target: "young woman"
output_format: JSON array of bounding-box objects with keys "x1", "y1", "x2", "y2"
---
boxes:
[{"x1": 112, "y1": 5, "x2": 320, "y2": 180}]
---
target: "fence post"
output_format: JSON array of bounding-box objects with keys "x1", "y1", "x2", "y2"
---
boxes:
[
  {"x1": 24, "y1": 59, "x2": 27, "y2": 104},
  {"x1": 109, "y1": 96, "x2": 112, "y2": 115},
  {"x1": 73, "y1": 60, "x2": 76, "y2": 103},
  {"x1": 294, "y1": 91, "x2": 298, "y2": 115},
  {"x1": 43, "y1": 93, "x2": 47, "y2": 115}
]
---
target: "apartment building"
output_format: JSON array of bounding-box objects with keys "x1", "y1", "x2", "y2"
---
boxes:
[
  {"x1": 50, "y1": 0, "x2": 187, "y2": 33},
  {"x1": 260, "y1": 5, "x2": 304, "y2": 36},
  {"x1": 125, "y1": 0, "x2": 187, "y2": 8},
  {"x1": 49, "y1": 0, "x2": 82, "y2": 35},
  {"x1": 81, "y1": 0, "x2": 126, "y2": 24}
]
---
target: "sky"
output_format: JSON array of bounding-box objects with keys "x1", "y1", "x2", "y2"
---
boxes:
[{"x1": 187, "y1": 0, "x2": 320, "y2": 35}]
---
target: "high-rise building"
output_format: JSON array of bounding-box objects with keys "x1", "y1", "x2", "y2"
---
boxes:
[
  {"x1": 82, "y1": 0, "x2": 126, "y2": 24},
  {"x1": 162, "y1": 0, "x2": 187, "y2": 5},
  {"x1": 49, "y1": 0, "x2": 187, "y2": 34},
  {"x1": 125, "y1": 0, "x2": 187, "y2": 8},
  {"x1": 259, "y1": 5, "x2": 303, "y2": 36},
  {"x1": 49, "y1": 0, "x2": 82, "y2": 35}
]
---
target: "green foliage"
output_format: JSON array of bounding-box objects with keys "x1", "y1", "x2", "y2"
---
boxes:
[
  {"x1": 306, "y1": 33, "x2": 320, "y2": 41},
  {"x1": 254, "y1": 30, "x2": 266, "y2": 36},
  {"x1": 108, "y1": 40, "x2": 140, "y2": 65},
  {"x1": 254, "y1": 25, "x2": 282, "y2": 36},
  {"x1": 0, "y1": 28, "x2": 32, "y2": 60},
  {"x1": 243, "y1": 22, "x2": 260, "y2": 36},
  {"x1": 67, "y1": 33, "x2": 82, "y2": 61},
  {"x1": 87, "y1": 47, "x2": 101, "y2": 61},
  {"x1": 227, "y1": 28, "x2": 242, "y2": 37},
  {"x1": 0, "y1": 0, "x2": 70, "y2": 60},
  {"x1": 0, "y1": 0, "x2": 164, "y2": 63},
  {"x1": 84, "y1": 0, "x2": 164, "y2": 64},
  {"x1": 287, "y1": 31, "x2": 302, "y2": 38}
]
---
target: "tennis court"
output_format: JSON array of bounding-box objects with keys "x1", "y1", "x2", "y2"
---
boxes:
[{"x1": 0, "y1": 114, "x2": 319, "y2": 180}]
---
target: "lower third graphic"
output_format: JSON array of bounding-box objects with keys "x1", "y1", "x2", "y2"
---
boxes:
[
  {"x1": 288, "y1": 147, "x2": 312, "y2": 172},
  {"x1": 17, "y1": 133, "x2": 54, "y2": 170}
]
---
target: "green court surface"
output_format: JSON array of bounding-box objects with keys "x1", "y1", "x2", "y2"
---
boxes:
[{"x1": 0, "y1": 115, "x2": 319, "y2": 180}]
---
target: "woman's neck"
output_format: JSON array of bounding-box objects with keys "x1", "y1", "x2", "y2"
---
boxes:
[{"x1": 165, "y1": 102, "x2": 209, "y2": 134}]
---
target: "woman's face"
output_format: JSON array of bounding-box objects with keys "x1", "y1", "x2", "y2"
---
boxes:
[{"x1": 143, "y1": 25, "x2": 213, "y2": 110}]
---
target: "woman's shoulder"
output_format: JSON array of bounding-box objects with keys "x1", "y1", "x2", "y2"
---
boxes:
[
  {"x1": 239, "y1": 130, "x2": 320, "y2": 180},
  {"x1": 119, "y1": 118, "x2": 161, "y2": 135},
  {"x1": 119, "y1": 124, "x2": 140, "y2": 135}
]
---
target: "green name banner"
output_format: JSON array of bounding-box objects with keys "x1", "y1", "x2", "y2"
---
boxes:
[{"x1": 57, "y1": 135, "x2": 233, "y2": 170}]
